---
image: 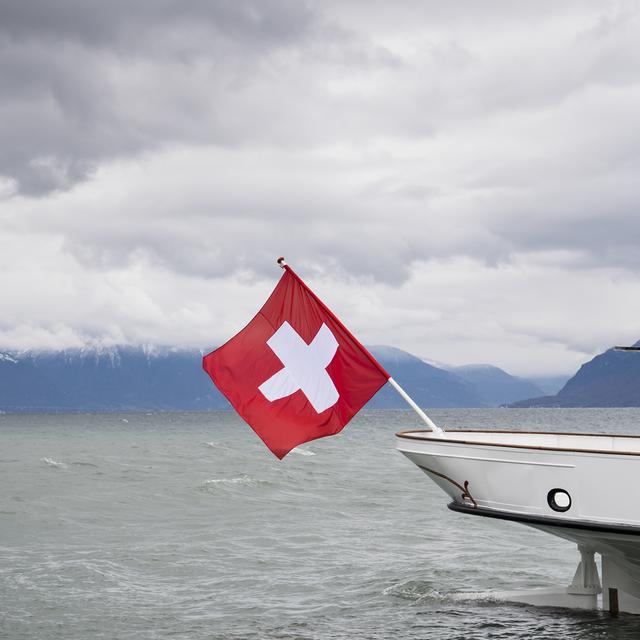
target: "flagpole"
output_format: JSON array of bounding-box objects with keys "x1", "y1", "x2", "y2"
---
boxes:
[
  {"x1": 276, "y1": 257, "x2": 444, "y2": 436},
  {"x1": 388, "y1": 377, "x2": 444, "y2": 435}
]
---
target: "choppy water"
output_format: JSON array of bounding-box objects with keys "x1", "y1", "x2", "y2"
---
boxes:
[{"x1": 3, "y1": 409, "x2": 640, "y2": 639}]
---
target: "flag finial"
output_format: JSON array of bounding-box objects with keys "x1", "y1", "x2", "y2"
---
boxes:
[{"x1": 277, "y1": 256, "x2": 287, "y2": 268}]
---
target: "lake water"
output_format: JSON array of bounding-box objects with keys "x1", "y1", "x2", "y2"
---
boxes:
[{"x1": 2, "y1": 409, "x2": 640, "y2": 639}]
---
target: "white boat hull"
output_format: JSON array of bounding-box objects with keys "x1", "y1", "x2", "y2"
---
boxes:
[{"x1": 396, "y1": 429, "x2": 640, "y2": 614}]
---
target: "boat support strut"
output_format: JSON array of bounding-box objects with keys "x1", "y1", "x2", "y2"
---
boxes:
[{"x1": 482, "y1": 545, "x2": 602, "y2": 612}]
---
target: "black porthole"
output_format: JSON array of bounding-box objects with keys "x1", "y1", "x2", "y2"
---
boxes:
[{"x1": 547, "y1": 488, "x2": 572, "y2": 512}]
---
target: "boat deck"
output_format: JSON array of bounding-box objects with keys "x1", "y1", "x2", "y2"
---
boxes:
[{"x1": 397, "y1": 429, "x2": 640, "y2": 455}]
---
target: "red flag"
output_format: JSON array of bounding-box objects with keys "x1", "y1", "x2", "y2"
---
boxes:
[{"x1": 203, "y1": 263, "x2": 390, "y2": 459}]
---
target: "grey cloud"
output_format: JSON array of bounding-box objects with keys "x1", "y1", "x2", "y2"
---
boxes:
[
  {"x1": 3, "y1": 1, "x2": 640, "y2": 372},
  {"x1": 0, "y1": 0, "x2": 325, "y2": 194},
  {"x1": 0, "y1": 1, "x2": 316, "y2": 51},
  {"x1": 10, "y1": 0, "x2": 633, "y2": 197},
  {"x1": 3, "y1": 1, "x2": 640, "y2": 281}
]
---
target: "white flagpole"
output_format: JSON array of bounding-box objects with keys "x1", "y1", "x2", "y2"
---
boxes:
[{"x1": 388, "y1": 377, "x2": 444, "y2": 435}]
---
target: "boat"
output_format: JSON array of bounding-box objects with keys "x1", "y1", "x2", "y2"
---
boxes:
[{"x1": 396, "y1": 425, "x2": 640, "y2": 613}]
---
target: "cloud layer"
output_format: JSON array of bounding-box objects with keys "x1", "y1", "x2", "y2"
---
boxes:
[{"x1": 2, "y1": 1, "x2": 640, "y2": 375}]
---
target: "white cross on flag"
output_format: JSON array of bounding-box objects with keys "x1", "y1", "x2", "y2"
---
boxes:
[
  {"x1": 258, "y1": 321, "x2": 339, "y2": 413},
  {"x1": 203, "y1": 263, "x2": 390, "y2": 459}
]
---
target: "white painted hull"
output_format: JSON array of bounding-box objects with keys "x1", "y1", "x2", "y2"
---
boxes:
[
  {"x1": 397, "y1": 430, "x2": 640, "y2": 528},
  {"x1": 396, "y1": 429, "x2": 640, "y2": 613}
]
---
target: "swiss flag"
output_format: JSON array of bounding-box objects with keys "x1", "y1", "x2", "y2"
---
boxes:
[{"x1": 203, "y1": 263, "x2": 390, "y2": 459}]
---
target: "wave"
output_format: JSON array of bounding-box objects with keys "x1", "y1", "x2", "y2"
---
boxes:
[
  {"x1": 201, "y1": 441, "x2": 236, "y2": 454},
  {"x1": 290, "y1": 447, "x2": 315, "y2": 456},
  {"x1": 204, "y1": 475, "x2": 259, "y2": 486},
  {"x1": 41, "y1": 457, "x2": 68, "y2": 470},
  {"x1": 383, "y1": 580, "x2": 445, "y2": 602},
  {"x1": 448, "y1": 590, "x2": 515, "y2": 604},
  {"x1": 198, "y1": 474, "x2": 269, "y2": 493}
]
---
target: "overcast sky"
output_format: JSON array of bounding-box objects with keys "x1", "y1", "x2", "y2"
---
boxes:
[{"x1": 1, "y1": 0, "x2": 640, "y2": 376}]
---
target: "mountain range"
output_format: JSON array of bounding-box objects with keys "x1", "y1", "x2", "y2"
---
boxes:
[
  {"x1": 0, "y1": 344, "x2": 550, "y2": 412},
  {"x1": 3, "y1": 340, "x2": 638, "y2": 412},
  {"x1": 509, "y1": 341, "x2": 640, "y2": 407}
]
